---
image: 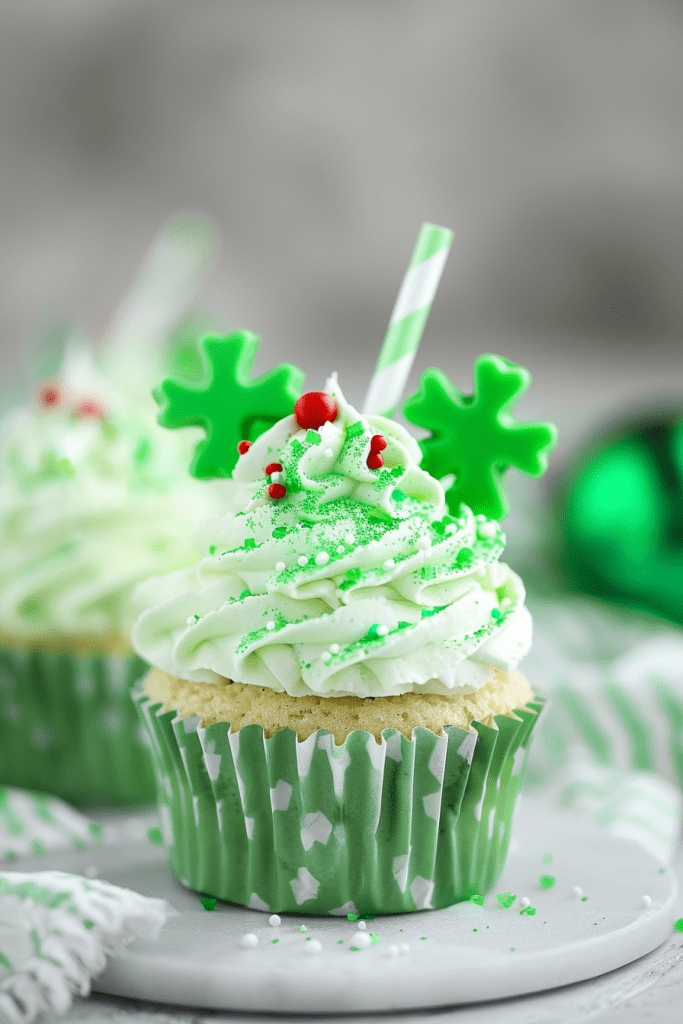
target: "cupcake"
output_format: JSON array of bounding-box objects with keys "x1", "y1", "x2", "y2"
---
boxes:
[
  {"x1": 132, "y1": 368, "x2": 547, "y2": 914},
  {"x1": 0, "y1": 340, "x2": 224, "y2": 806}
]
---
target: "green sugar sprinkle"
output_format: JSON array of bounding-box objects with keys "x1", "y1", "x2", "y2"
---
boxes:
[
  {"x1": 469, "y1": 894, "x2": 484, "y2": 906},
  {"x1": 88, "y1": 823, "x2": 103, "y2": 837},
  {"x1": 305, "y1": 429, "x2": 321, "y2": 445},
  {"x1": 659, "y1": 868, "x2": 667, "y2": 874},
  {"x1": 272, "y1": 938, "x2": 279, "y2": 944},
  {"x1": 272, "y1": 526, "x2": 287, "y2": 539},
  {"x1": 539, "y1": 875, "x2": 556, "y2": 890},
  {"x1": 299, "y1": 924, "x2": 307, "y2": 932},
  {"x1": 346, "y1": 421, "x2": 364, "y2": 439},
  {"x1": 347, "y1": 913, "x2": 358, "y2": 920},
  {"x1": 337, "y1": 939, "x2": 344, "y2": 944},
  {"x1": 146, "y1": 827, "x2": 163, "y2": 845},
  {"x1": 392, "y1": 489, "x2": 406, "y2": 502},
  {"x1": 520, "y1": 906, "x2": 536, "y2": 916},
  {"x1": 581, "y1": 896, "x2": 588, "y2": 902},
  {"x1": 134, "y1": 439, "x2": 150, "y2": 464},
  {"x1": 244, "y1": 537, "x2": 256, "y2": 550},
  {"x1": 491, "y1": 608, "x2": 501, "y2": 619},
  {"x1": 238, "y1": 589, "x2": 251, "y2": 600},
  {"x1": 674, "y1": 919, "x2": 683, "y2": 932},
  {"x1": 496, "y1": 892, "x2": 516, "y2": 908},
  {"x1": 209, "y1": 545, "x2": 216, "y2": 555},
  {"x1": 541, "y1": 852, "x2": 554, "y2": 864},
  {"x1": 200, "y1": 897, "x2": 217, "y2": 911},
  {"x1": 371, "y1": 934, "x2": 380, "y2": 944},
  {"x1": 350, "y1": 947, "x2": 360, "y2": 952}
]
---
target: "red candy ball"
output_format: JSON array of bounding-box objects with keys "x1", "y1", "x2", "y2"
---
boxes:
[
  {"x1": 370, "y1": 434, "x2": 387, "y2": 452},
  {"x1": 75, "y1": 399, "x2": 105, "y2": 419},
  {"x1": 294, "y1": 392, "x2": 338, "y2": 431},
  {"x1": 237, "y1": 440, "x2": 252, "y2": 455},
  {"x1": 265, "y1": 462, "x2": 283, "y2": 476},
  {"x1": 367, "y1": 452, "x2": 384, "y2": 470},
  {"x1": 269, "y1": 482, "x2": 286, "y2": 499},
  {"x1": 39, "y1": 384, "x2": 60, "y2": 407}
]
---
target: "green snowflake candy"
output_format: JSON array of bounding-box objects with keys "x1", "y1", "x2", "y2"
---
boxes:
[
  {"x1": 154, "y1": 330, "x2": 305, "y2": 478},
  {"x1": 402, "y1": 354, "x2": 557, "y2": 520}
]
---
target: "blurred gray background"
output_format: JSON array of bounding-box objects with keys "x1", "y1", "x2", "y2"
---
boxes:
[{"x1": 1, "y1": 0, "x2": 682, "y2": 458}]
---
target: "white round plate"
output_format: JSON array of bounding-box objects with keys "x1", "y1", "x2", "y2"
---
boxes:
[{"x1": 20, "y1": 797, "x2": 678, "y2": 1014}]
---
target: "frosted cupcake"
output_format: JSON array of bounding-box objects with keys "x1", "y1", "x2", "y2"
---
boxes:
[
  {"x1": 133, "y1": 367, "x2": 548, "y2": 914},
  {"x1": 0, "y1": 341, "x2": 223, "y2": 806}
]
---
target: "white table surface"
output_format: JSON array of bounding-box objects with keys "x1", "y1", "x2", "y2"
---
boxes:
[{"x1": 32, "y1": 819, "x2": 683, "y2": 1024}]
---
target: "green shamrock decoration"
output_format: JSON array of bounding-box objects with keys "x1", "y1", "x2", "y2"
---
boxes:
[
  {"x1": 402, "y1": 354, "x2": 557, "y2": 520},
  {"x1": 154, "y1": 330, "x2": 305, "y2": 478}
]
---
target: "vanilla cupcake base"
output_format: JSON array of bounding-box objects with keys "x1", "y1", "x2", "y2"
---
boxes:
[{"x1": 135, "y1": 669, "x2": 543, "y2": 915}]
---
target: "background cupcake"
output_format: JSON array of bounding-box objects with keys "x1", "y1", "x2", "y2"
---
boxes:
[
  {"x1": 0, "y1": 215, "x2": 230, "y2": 807},
  {"x1": 133, "y1": 347, "x2": 554, "y2": 914}
]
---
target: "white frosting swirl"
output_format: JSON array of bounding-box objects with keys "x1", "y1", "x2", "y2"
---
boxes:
[
  {"x1": 0, "y1": 344, "x2": 227, "y2": 644},
  {"x1": 133, "y1": 379, "x2": 531, "y2": 697}
]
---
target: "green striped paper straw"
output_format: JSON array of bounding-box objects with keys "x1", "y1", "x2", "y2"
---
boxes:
[{"x1": 363, "y1": 222, "x2": 453, "y2": 418}]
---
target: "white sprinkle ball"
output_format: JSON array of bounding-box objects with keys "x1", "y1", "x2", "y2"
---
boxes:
[
  {"x1": 416, "y1": 536, "x2": 431, "y2": 551},
  {"x1": 475, "y1": 514, "x2": 487, "y2": 522},
  {"x1": 324, "y1": 448, "x2": 334, "y2": 458},
  {"x1": 315, "y1": 551, "x2": 330, "y2": 566},
  {"x1": 270, "y1": 471, "x2": 284, "y2": 484},
  {"x1": 337, "y1": 545, "x2": 345, "y2": 554},
  {"x1": 322, "y1": 652, "x2": 332, "y2": 663},
  {"x1": 519, "y1": 897, "x2": 530, "y2": 909},
  {"x1": 266, "y1": 621, "x2": 275, "y2": 631},
  {"x1": 501, "y1": 597, "x2": 512, "y2": 609},
  {"x1": 241, "y1": 933, "x2": 259, "y2": 949},
  {"x1": 383, "y1": 558, "x2": 395, "y2": 570},
  {"x1": 298, "y1": 555, "x2": 308, "y2": 567},
  {"x1": 377, "y1": 625, "x2": 389, "y2": 637},
  {"x1": 477, "y1": 521, "x2": 497, "y2": 539},
  {"x1": 641, "y1": 895, "x2": 652, "y2": 908},
  {"x1": 445, "y1": 523, "x2": 457, "y2": 534},
  {"x1": 357, "y1": 920, "x2": 367, "y2": 931},
  {"x1": 400, "y1": 943, "x2": 411, "y2": 954},
  {"x1": 269, "y1": 914, "x2": 281, "y2": 927},
  {"x1": 344, "y1": 533, "x2": 354, "y2": 544},
  {"x1": 572, "y1": 886, "x2": 583, "y2": 898},
  {"x1": 389, "y1": 944, "x2": 400, "y2": 957},
  {"x1": 84, "y1": 865, "x2": 98, "y2": 879},
  {"x1": 275, "y1": 561, "x2": 286, "y2": 572},
  {"x1": 305, "y1": 939, "x2": 323, "y2": 955},
  {"x1": 330, "y1": 644, "x2": 340, "y2": 654},
  {"x1": 354, "y1": 932, "x2": 372, "y2": 949},
  {"x1": 186, "y1": 616, "x2": 195, "y2": 626},
  {"x1": 370, "y1": 540, "x2": 381, "y2": 550}
]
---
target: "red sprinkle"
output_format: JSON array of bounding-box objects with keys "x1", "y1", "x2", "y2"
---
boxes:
[
  {"x1": 367, "y1": 452, "x2": 384, "y2": 470},
  {"x1": 265, "y1": 462, "x2": 283, "y2": 476},
  {"x1": 294, "y1": 392, "x2": 338, "y2": 431},
  {"x1": 237, "y1": 440, "x2": 252, "y2": 455},
  {"x1": 269, "y1": 483, "x2": 286, "y2": 499},
  {"x1": 75, "y1": 399, "x2": 106, "y2": 419},
  {"x1": 370, "y1": 434, "x2": 387, "y2": 452},
  {"x1": 39, "y1": 384, "x2": 61, "y2": 407}
]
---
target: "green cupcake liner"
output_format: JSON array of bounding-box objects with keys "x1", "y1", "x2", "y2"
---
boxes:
[
  {"x1": 134, "y1": 688, "x2": 545, "y2": 915},
  {"x1": 0, "y1": 647, "x2": 155, "y2": 807}
]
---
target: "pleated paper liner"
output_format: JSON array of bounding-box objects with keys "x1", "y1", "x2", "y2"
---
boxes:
[
  {"x1": 0, "y1": 648, "x2": 155, "y2": 807},
  {"x1": 135, "y1": 687, "x2": 545, "y2": 915}
]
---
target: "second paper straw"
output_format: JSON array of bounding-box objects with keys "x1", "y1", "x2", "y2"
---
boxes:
[{"x1": 363, "y1": 222, "x2": 453, "y2": 418}]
